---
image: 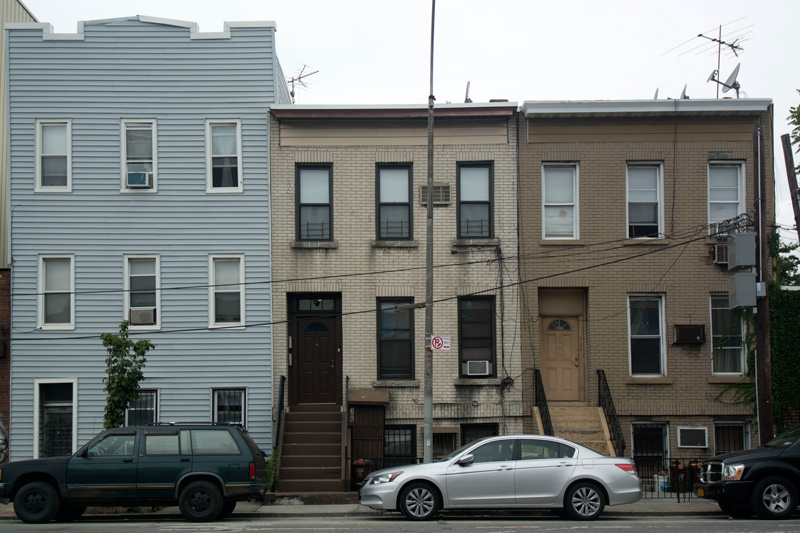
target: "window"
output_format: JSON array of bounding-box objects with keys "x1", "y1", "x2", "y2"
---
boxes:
[
  {"x1": 207, "y1": 120, "x2": 242, "y2": 192},
  {"x1": 714, "y1": 422, "x2": 749, "y2": 455},
  {"x1": 458, "y1": 163, "x2": 492, "y2": 238},
  {"x1": 461, "y1": 422, "x2": 498, "y2": 446},
  {"x1": 213, "y1": 388, "x2": 245, "y2": 425},
  {"x1": 628, "y1": 295, "x2": 664, "y2": 376},
  {"x1": 39, "y1": 255, "x2": 74, "y2": 330},
  {"x1": 378, "y1": 299, "x2": 413, "y2": 379},
  {"x1": 469, "y1": 439, "x2": 515, "y2": 464},
  {"x1": 542, "y1": 164, "x2": 578, "y2": 238},
  {"x1": 121, "y1": 120, "x2": 156, "y2": 191},
  {"x1": 209, "y1": 255, "x2": 244, "y2": 327},
  {"x1": 144, "y1": 432, "x2": 182, "y2": 455},
  {"x1": 191, "y1": 429, "x2": 241, "y2": 455},
  {"x1": 677, "y1": 426, "x2": 708, "y2": 448},
  {"x1": 87, "y1": 433, "x2": 136, "y2": 456},
  {"x1": 125, "y1": 256, "x2": 160, "y2": 329},
  {"x1": 458, "y1": 297, "x2": 495, "y2": 377},
  {"x1": 384, "y1": 425, "x2": 416, "y2": 468},
  {"x1": 710, "y1": 294, "x2": 744, "y2": 374},
  {"x1": 377, "y1": 165, "x2": 412, "y2": 239},
  {"x1": 126, "y1": 390, "x2": 157, "y2": 426},
  {"x1": 627, "y1": 164, "x2": 662, "y2": 238},
  {"x1": 708, "y1": 163, "x2": 744, "y2": 230},
  {"x1": 632, "y1": 423, "x2": 668, "y2": 475},
  {"x1": 520, "y1": 438, "x2": 576, "y2": 460},
  {"x1": 34, "y1": 380, "x2": 76, "y2": 458},
  {"x1": 297, "y1": 165, "x2": 332, "y2": 240},
  {"x1": 35, "y1": 120, "x2": 71, "y2": 191}
]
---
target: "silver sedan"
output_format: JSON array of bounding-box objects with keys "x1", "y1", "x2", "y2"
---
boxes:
[{"x1": 359, "y1": 434, "x2": 642, "y2": 520}]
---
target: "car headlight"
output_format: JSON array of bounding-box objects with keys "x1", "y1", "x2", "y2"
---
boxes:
[
  {"x1": 370, "y1": 471, "x2": 404, "y2": 484},
  {"x1": 722, "y1": 463, "x2": 745, "y2": 480}
]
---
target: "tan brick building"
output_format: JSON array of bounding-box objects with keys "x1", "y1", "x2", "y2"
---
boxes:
[{"x1": 517, "y1": 99, "x2": 774, "y2": 466}]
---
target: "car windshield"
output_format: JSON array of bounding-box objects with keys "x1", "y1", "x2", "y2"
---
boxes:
[
  {"x1": 765, "y1": 426, "x2": 800, "y2": 449},
  {"x1": 436, "y1": 437, "x2": 491, "y2": 462}
]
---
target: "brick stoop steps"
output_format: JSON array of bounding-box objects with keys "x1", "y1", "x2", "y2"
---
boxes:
[
  {"x1": 547, "y1": 404, "x2": 617, "y2": 456},
  {"x1": 276, "y1": 405, "x2": 346, "y2": 492}
]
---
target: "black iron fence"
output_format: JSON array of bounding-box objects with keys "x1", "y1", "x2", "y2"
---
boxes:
[
  {"x1": 533, "y1": 369, "x2": 554, "y2": 436},
  {"x1": 635, "y1": 457, "x2": 702, "y2": 501},
  {"x1": 347, "y1": 456, "x2": 423, "y2": 490},
  {"x1": 597, "y1": 370, "x2": 625, "y2": 457}
]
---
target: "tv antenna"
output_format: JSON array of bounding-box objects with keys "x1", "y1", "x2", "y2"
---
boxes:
[
  {"x1": 288, "y1": 64, "x2": 319, "y2": 104},
  {"x1": 708, "y1": 63, "x2": 741, "y2": 98},
  {"x1": 464, "y1": 81, "x2": 472, "y2": 103},
  {"x1": 698, "y1": 25, "x2": 744, "y2": 98}
]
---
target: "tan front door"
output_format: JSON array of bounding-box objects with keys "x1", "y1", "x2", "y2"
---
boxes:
[{"x1": 540, "y1": 317, "x2": 580, "y2": 401}]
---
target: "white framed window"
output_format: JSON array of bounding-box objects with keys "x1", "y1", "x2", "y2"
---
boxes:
[
  {"x1": 124, "y1": 255, "x2": 160, "y2": 330},
  {"x1": 121, "y1": 119, "x2": 157, "y2": 192},
  {"x1": 38, "y1": 255, "x2": 75, "y2": 330},
  {"x1": 35, "y1": 119, "x2": 71, "y2": 192},
  {"x1": 628, "y1": 295, "x2": 665, "y2": 376},
  {"x1": 542, "y1": 163, "x2": 578, "y2": 239},
  {"x1": 708, "y1": 162, "x2": 744, "y2": 232},
  {"x1": 458, "y1": 163, "x2": 493, "y2": 238},
  {"x1": 206, "y1": 120, "x2": 242, "y2": 193},
  {"x1": 714, "y1": 422, "x2": 750, "y2": 455},
  {"x1": 710, "y1": 293, "x2": 744, "y2": 374},
  {"x1": 33, "y1": 379, "x2": 77, "y2": 459},
  {"x1": 213, "y1": 388, "x2": 246, "y2": 425},
  {"x1": 677, "y1": 426, "x2": 708, "y2": 448},
  {"x1": 209, "y1": 255, "x2": 245, "y2": 328},
  {"x1": 627, "y1": 163, "x2": 663, "y2": 238},
  {"x1": 126, "y1": 389, "x2": 158, "y2": 426}
]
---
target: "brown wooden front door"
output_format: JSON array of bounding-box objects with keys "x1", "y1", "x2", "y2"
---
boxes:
[
  {"x1": 540, "y1": 317, "x2": 581, "y2": 401},
  {"x1": 289, "y1": 295, "x2": 342, "y2": 406}
]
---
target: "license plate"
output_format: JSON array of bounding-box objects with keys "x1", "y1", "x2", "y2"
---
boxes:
[{"x1": 697, "y1": 488, "x2": 705, "y2": 497}]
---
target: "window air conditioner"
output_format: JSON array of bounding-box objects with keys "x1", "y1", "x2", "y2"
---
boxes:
[
  {"x1": 463, "y1": 360, "x2": 491, "y2": 376},
  {"x1": 130, "y1": 308, "x2": 156, "y2": 325},
  {"x1": 420, "y1": 184, "x2": 451, "y2": 206},
  {"x1": 711, "y1": 220, "x2": 735, "y2": 240},
  {"x1": 713, "y1": 244, "x2": 728, "y2": 266},
  {"x1": 127, "y1": 172, "x2": 152, "y2": 189}
]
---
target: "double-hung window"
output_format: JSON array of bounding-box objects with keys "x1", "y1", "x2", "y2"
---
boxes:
[
  {"x1": 384, "y1": 426, "x2": 416, "y2": 468},
  {"x1": 122, "y1": 120, "x2": 156, "y2": 191},
  {"x1": 297, "y1": 165, "x2": 332, "y2": 241},
  {"x1": 378, "y1": 299, "x2": 414, "y2": 379},
  {"x1": 542, "y1": 164, "x2": 578, "y2": 239},
  {"x1": 710, "y1": 294, "x2": 744, "y2": 374},
  {"x1": 458, "y1": 163, "x2": 492, "y2": 238},
  {"x1": 36, "y1": 120, "x2": 71, "y2": 191},
  {"x1": 39, "y1": 255, "x2": 74, "y2": 330},
  {"x1": 458, "y1": 297, "x2": 495, "y2": 377},
  {"x1": 627, "y1": 164, "x2": 662, "y2": 238},
  {"x1": 708, "y1": 162, "x2": 744, "y2": 232},
  {"x1": 628, "y1": 295, "x2": 664, "y2": 376},
  {"x1": 126, "y1": 390, "x2": 158, "y2": 426},
  {"x1": 377, "y1": 165, "x2": 412, "y2": 240},
  {"x1": 207, "y1": 120, "x2": 242, "y2": 192},
  {"x1": 209, "y1": 255, "x2": 244, "y2": 327},
  {"x1": 125, "y1": 256, "x2": 160, "y2": 329},
  {"x1": 213, "y1": 388, "x2": 245, "y2": 425}
]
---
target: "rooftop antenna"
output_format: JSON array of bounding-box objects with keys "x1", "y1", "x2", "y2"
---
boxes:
[
  {"x1": 708, "y1": 63, "x2": 741, "y2": 98},
  {"x1": 697, "y1": 25, "x2": 744, "y2": 98},
  {"x1": 653, "y1": 88, "x2": 659, "y2": 100},
  {"x1": 464, "y1": 81, "x2": 472, "y2": 103},
  {"x1": 288, "y1": 64, "x2": 319, "y2": 104},
  {"x1": 680, "y1": 84, "x2": 689, "y2": 99}
]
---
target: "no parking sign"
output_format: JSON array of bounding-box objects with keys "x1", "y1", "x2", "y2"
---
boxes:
[{"x1": 430, "y1": 335, "x2": 450, "y2": 351}]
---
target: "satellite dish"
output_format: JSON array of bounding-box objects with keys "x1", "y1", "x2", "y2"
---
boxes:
[
  {"x1": 653, "y1": 88, "x2": 659, "y2": 100},
  {"x1": 680, "y1": 84, "x2": 688, "y2": 99},
  {"x1": 707, "y1": 70, "x2": 718, "y2": 83},
  {"x1": 721, "y1": 63, "x2": 741, "y2": 93}
]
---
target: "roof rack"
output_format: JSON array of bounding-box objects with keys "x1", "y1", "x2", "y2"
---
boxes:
[{"x1": 145, "y1": 421, "x2": 244, "y2": 428}]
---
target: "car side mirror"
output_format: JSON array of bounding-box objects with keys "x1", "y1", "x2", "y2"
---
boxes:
[
  {"x1": 78, "y1": 448, "x2": 88, "y2": 458},
  {"x1": 457, "y1": 453, "x2": 474, "y2": 466}
]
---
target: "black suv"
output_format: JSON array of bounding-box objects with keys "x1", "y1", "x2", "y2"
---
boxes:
[
  {"x1": 0, "y1": 423, "x2": 267, "y2": 523},
  {"x1": 697, "y1": 426, "x2": 800, "y2": 519}
]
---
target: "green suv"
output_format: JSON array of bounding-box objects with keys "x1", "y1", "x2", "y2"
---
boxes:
[{"x1": 0, "y1": 423, "x2": 267, "y2": 523}]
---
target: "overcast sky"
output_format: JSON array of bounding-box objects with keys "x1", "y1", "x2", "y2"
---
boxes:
[{"x1": 19, "y1": 0, "x2": 800, "y2": 241}]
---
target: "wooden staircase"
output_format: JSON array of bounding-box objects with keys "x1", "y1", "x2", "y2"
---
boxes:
[
  {"x1": 546, "y1": 404, "x2": 616, "y2": 456},
  {"x1": 275, "y1": 405, "x2": 345, "y2": 492}
]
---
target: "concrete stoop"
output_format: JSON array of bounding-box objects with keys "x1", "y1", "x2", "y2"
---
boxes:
[{"x1": 547, "y1": 405, "x2": 616, "y2": 456}]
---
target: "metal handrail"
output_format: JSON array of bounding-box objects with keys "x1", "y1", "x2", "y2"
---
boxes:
[
  {"x1": 533, "y1": 369, "x2": 554, "y2": 436},
  {"x1": 597, "y1": 369, "x2": 625, "y2": 457},
  {"x1": 274, "y1": 375, "x2": 286, "y2": 451}
]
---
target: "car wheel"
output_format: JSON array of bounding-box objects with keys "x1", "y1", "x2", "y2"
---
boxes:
[
  {"x1": 751, "y1": 476, "x2": 797, "y2": 519},
  {"x1": 398, "y1": 482, "x2": 440, "y2": 521},
  {"x1": 13, "y1": 481, "x2": 61, "y2": 524},
  {"x1": 219, "y1": 499, "x2": 237, "y2": 519},
  {"x1": 179, "y1": 480, "x2": 224, "y2": 522},
  {"x1": 718, "y1": 499, "x2": 752, "y2": 518},
  {"x1": 564, "y1": 481, "x2": 605, "y2": 521},
  {"x1": 55, "y1": 504, "x2": 86, "y2": 522}
]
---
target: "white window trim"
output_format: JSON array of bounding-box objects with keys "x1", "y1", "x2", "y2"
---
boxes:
[
  {"x1": 208, "y1": 254, "x2": 245, "y2": 328},
  {"x1": 541, "y1": 163, "x2": 579, "y2": 239},
  {"x1": 677, "y1": 426, "x2": 708, "y2": 448},
  {"x1": 33, "y1": 378, "x2": 78, "y2": 459},
  {"x1": 627, "y1": 294, "x2": 666, "y2": 377},
  {"x1": 38, "y1": 254, "x2": 75, "y2": 330},
  {"x1": 125, "y1": 389, "x2": 159, "y2": 426},
  {"x1": 120, "y1": 119, "x2": 158, "y2": 193},
  {"x1": 211, "y1": 387, "x2": 247, "y2": 426},
  {"x1": 713, "y1": 421, "x2": 751, "y2": 452},
  {"x1": 707, "y1": 161, "x2": 745, "y2": 231},
  {"x1": 709, "y1": 293, "x2": 746, "y2": 375},
  {"x1": 35, "y1": 119, "x2": 72, "y2": 193},
  {"x1": 626, "y1": 162, "x2": 664, "y2": 239},
  {"x1": 206, "y1": 119, "x2": 243, "y2": 193},
  {"x1": 124, "y1": 255, "x2": 161, "y2": 331}
]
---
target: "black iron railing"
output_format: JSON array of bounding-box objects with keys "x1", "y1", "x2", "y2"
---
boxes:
[
  {"x1": 347, "y1": 456, "x2": 423, "y2": 491},
  {"x1": 637, "y1": 457, "x2": 702, "y2": 502},
  {"x1": 533, "y1": 369, "x2": 554, "y2": 436},
  {"x1": 274, "y1": 375, "x2": 286, "y2": 452},
  {"x1": 597, "y1": 369, "x2": 625, "y2": 457}
]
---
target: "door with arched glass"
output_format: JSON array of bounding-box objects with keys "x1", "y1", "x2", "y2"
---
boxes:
[
  {"x1": 289, "y1": 295, "x2": 341, "y2": 405},
  {"x1": 540, "y1": 317, "x2": 581, "y2": 401}
]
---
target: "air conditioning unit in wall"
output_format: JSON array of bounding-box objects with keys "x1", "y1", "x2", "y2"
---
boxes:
[
  {"x1": 713, "y1": 244, "x2": 729, "y2": 266},
  {"x1": 463, "y1": 360, "x2": 491, "y2": 376},
  {"x1": 130, "y1": 308, "x2": 156, "y2": 325},
  {"x1": 126, "y1": 172, "x2": 152, "y2": 189}
]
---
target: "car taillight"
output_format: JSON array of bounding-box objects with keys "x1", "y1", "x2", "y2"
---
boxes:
[
  {"x1": 616, "y1": 464, "x2": 636, "y2": 473},
  {"x1": 250, "y1": 462, "x2": 256, "y2": 480}
]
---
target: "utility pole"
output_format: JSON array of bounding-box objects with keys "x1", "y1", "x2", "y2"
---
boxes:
[
  {"x1": 423, "y1": 0, "x2": 436, "y2": 464},
  {"x1": 780, "y1": 134, "x2": 800, "y2": 244}
]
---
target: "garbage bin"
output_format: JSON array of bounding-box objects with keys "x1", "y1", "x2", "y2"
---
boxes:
[{"x1": 351, "y1": 458, "x2": 374, "y2": 490}]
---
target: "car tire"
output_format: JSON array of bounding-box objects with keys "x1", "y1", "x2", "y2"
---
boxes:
[
  {"x1": 563, "y1": 481, "x2": 605, "y2": 521},
  {"x1": 55, "y1": 504, "x2": 86, "y2": 522},
  {"x1": 718, "y1": 499, "x2": 752, "y2": 518},
  {"x1": 750, "y1": 476, "x2": 797, "y2": 519},
  {"x1": 398, "y1": 482, "x2": 440, "y2": 521},
  {"x1": 219, "y1": 499, "x2": 237, "y2": 519},
  {"x1": 13, "y1": 481, "x2": 61, "y2": 524},
  {"x1": 179, "y1": 480, "x2": 224, "y2": 522}
]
